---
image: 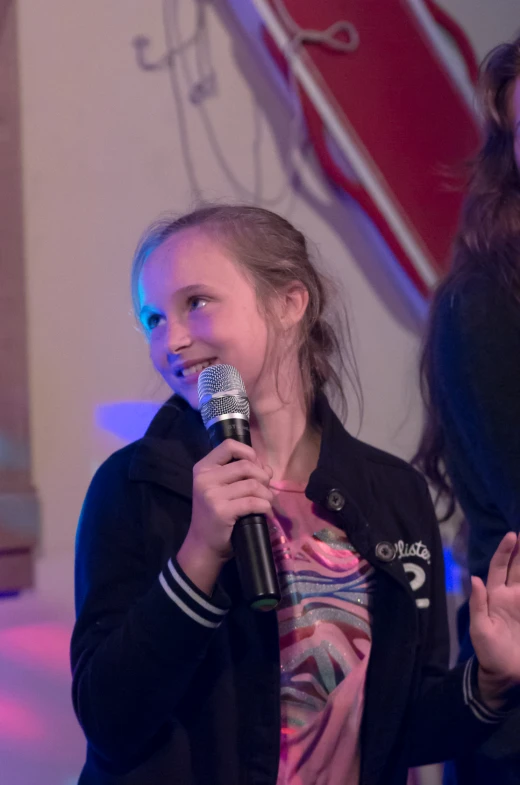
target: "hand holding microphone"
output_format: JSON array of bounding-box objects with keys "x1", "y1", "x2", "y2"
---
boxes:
[
  {"x1": 180, "y1": 364, "x2": 281, "y2": 611},
  {"x1": 188, "y1": 439, "x2": 274, "y2": 562}
]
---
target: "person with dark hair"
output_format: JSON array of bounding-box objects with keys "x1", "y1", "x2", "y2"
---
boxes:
[
  {"x1": 72, "y1": 205, "x2": 520, "y2": 785},
  {"x1": 416, "y1": 35, "x2": 520, "y2": 785}
]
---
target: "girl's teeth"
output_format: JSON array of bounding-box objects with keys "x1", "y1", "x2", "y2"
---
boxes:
[{"x1": 182, "y1": 360, "x2": 213, "y2": 377}]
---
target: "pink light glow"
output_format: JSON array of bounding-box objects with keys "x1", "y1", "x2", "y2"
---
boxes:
[
  {"x1": 0, "y1": 693, "x2": 47, "y2": 743},
  {"x1": 0, "y1": 623, "x2": 71, "y2": 676}
]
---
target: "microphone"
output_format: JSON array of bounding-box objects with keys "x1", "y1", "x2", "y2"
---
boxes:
[{"x1": 198, "y1": 364, "x2": 281, "y2": 612}]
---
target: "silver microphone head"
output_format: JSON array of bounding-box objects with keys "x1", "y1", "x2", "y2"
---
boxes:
[{"x1": 197, "y1": 364, "x2": 250, "y2": 428}]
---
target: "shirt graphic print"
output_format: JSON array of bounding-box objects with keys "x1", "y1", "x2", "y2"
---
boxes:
[{"x1": 269, "y1": 481, "x2": 375, "y2": 785}]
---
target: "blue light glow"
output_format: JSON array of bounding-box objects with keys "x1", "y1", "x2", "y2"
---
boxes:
[{"x1": 95, "y1": 401, "x2": 161, "y2": 443}]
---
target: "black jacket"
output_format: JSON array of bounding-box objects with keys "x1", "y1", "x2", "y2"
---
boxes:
[
  {"x1": 431, "y1": 269, "x2": 520, "y2": 580},
  {"x1": 71, "y1": 395, "x2": 503, "y2": 785}
]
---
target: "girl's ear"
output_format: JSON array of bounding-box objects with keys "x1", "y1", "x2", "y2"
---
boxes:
[{"x1": 277, "y1": 282, "x2": 309, "y2": 330}]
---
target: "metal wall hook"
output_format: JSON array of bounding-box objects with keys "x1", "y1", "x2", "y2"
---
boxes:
[{"x1": 132, "y1": 33, "x2": 195, "y2": 72}]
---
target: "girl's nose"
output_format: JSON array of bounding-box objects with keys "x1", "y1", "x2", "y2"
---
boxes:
[{"x1": 165, "y1": 318, "x2": 192, "y2": 356}]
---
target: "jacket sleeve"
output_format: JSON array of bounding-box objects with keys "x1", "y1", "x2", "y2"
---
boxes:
[
  {"x1": 433, "y1": 278, "x2": 520, "y2": 534},
  {"x1": 71, "y1": 447, "x2": 230, "y2": 769},
  {"x1": 407, "y1": 476, "x2": 514, "y2": 767}
]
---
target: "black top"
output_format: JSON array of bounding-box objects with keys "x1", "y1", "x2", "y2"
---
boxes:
[
  {"x1": 430, "y1": 270, "x2": 520, "y2": 579},
  {"x1": 71, "y1": 394, "x2": 508, "y2": 785}
]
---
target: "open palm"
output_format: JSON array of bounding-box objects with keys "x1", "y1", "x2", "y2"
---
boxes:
[{"x1": 469, "y1": 532, "x2": 520, "y2": 684}]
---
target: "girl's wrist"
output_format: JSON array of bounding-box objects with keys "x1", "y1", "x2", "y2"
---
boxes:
[
  {"x1": 177, "y1": 532, "x2": 228, "y2": 597},
  {"x1": 477, "y1": 665, "x2": 518, "y2": 712}
]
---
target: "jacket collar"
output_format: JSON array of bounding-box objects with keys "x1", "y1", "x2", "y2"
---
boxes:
[
  {"x1": 130, "y1": 394, "x2": 373, "y2": 520},
  {"x1": 129, "y1": 395, "x2": 210, "y2": 496},
  {"x1": 309, "y1": 395, "x2": 375, "y2": 516}
]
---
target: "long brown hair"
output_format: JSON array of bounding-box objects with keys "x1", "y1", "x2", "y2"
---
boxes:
[
  {"x1": 131, "y1": 204, "x2": 361, "y2": 418},
  {"x1": 415, "y1": 35, "x2": 520, "y2": 514}
]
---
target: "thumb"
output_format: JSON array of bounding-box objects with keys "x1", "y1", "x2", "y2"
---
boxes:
[{"x1": 469, "y1": 575, "x2": 488, "y2": 623}]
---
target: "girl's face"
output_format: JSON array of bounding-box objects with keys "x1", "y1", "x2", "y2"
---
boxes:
[{"x1": 138, "y1": 228, "x2": 276, "y2": 411}]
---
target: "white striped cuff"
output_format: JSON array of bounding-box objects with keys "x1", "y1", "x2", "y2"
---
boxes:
[
  {"x1": 159, "y1": 558, "x2": 228, "y2": 629},
  {"x1": 463, "y1": 656, "x2": 508, "y2": 724}
]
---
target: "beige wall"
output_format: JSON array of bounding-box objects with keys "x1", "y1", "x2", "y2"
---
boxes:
[{"x1": 16, "y1": 1, "x2": 520, "y2": 558}]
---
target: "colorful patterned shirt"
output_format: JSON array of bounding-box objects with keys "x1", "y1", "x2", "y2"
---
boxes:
[{"x1": 269, "y1": 481, "x2": 375, "y2": 785}]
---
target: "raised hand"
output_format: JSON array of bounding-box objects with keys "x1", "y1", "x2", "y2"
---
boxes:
[{"x1": 469, "y1": 532, "x2": 520, "y2": 707}]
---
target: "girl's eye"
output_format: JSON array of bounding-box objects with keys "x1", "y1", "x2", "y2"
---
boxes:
[
  {"x1": 145, "y1": 313, "x2": 164, "y2": 331},
  {"x1": 188, "y1": 296, "x2": 208, "y2": 311}
]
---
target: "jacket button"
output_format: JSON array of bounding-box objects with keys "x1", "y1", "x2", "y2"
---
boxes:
[
  {"x1": 375, "y1": 541, "x2": 396, "y2": 562},
  {"x1": 325, "y1": 489, "x2": 345, "y2": 512}
]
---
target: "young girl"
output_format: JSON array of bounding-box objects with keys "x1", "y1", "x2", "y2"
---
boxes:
[
  {"x1": 71, "y1": 205, "x2": 520, "y2": 785},
  {"x1": 415, "y1": 36, "x2": 520, "y2": 784}
]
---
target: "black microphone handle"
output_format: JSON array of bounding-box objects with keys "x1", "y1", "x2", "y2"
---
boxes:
[{"x1": 207, "y1": 417, "x2": 281, "y2": 611}]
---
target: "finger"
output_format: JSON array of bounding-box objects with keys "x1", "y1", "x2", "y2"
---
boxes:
[
  {"x1": 229, "y1": 497, "x2": 273, "y2": 520},
  {"x1": 215, "y1": 460, "x2": 272, "y2": 487},
  {"x1": 201, "y1": 439, "x2": 257, "y2": 468},
  {"x1": 223, "y1": 479, "x2": 274, "y2": 504},
  {"x1": 486, "y1": 532, "x2": 518, "y2": 593},
  {"x1": 469, "y1": 575, "x2": 489, "y2": 624},
  {"x1": 506, "y1": 533, "x2": 520, "y2": 587}
]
